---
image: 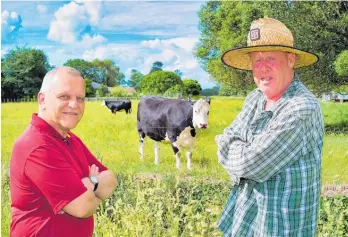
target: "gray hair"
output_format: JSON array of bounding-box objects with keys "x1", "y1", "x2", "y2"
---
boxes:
[{"x1": 39, "y1": 66, "x2": 83, "y2": 93}]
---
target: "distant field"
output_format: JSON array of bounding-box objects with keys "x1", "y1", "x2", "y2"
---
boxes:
[{"x1": 2, "y1": 98, "x2": 347, "y2": 184}]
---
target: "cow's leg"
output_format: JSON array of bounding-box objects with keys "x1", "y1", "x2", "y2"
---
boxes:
[
  {"x1": 186, "y1": 149, "x2": 193, "y2": 171},
  {"x1": 139, "y1": 133, "x2": 145, "y2": 161},
  {"x1": 169, "y1": 132, "x2": 181, "y2": 169},
  {"x1": 154, "y1": 142, "x2": 160, "y2": 165},
  {"x1": 171, "y1": 143, "x2": 181, "y2": 169}
]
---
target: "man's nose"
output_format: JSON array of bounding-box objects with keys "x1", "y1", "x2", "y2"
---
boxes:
[
  {"x1": 259, "y1": 61, "x2": 270, "y2": 72},
  {"x1": 68, "y1": 98, "x2": 78, "y2": 108}
]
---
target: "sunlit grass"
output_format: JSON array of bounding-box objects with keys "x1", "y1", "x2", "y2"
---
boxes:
[
  {"x1": 1, "y1": 99, "x2": 347, "y2": 184},
  {"x1": 1, "y1": 99, "x2": 347, "y2": 237}
]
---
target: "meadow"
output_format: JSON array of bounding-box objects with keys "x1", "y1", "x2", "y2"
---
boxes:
[{"x1": 1, "y1": 98, "x2": 348, "y2": 236}]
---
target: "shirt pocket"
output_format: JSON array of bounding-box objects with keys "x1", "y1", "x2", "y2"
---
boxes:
[{"x1": 250, "y1": 111, "x2": 273, "y2": 136}]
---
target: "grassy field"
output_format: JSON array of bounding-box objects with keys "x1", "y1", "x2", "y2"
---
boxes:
[
  {"x1": 2, "y1": 98, "x2": 348, "y2": 183},
  {"x1": 1, "y1": 98, "x2": 348, "y2": 236}
]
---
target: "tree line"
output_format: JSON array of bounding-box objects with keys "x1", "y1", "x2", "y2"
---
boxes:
[{"x1": 1, "y1": 48, "x2": 207, "y2": 100}]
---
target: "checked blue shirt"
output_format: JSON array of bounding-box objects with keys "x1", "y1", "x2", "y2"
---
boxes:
[{"x1": 217, "y1": 75, "x2": 324, "y2": 237}]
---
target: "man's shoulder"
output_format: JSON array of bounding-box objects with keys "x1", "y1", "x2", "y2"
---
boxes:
[
  {"x1": 291, "y1": 83, "x2": 321, "y2": 111},
  {"x1": 14, "y1": 124, "x2": 50, "y2": 148},
  {"x1": 277, "y1": 83, "x2": 322, "y2": 120},
  {"x1": 245, "y1": 88, "x2": 262, "y2": 102},
  {"x1": 12, "y1": 124, "x2": 60, "y2": 161}
]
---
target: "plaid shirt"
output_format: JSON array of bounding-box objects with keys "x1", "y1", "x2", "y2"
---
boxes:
[{"x1": 217, "y1": 75, "x2": 324, "y2": 237}]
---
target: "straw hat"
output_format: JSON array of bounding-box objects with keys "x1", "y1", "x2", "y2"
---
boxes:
[{"x1": 221, "y1": 17, "x2": 319, "y2": 70}]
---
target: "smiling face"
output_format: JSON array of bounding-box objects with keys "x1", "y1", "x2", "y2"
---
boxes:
[
  {"x1": 250, "y1": 51, "x2": 296, "y2": 101},
  {"x1": 38, "y1": 69, "x2": 86, "y2": 137}
]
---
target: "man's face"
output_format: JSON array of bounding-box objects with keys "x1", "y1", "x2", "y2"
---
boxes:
[
  {"x1": 250, "y1": 51, "x2": 295, "y2": 101},
  {"x1": 39, "y1": 72, "x2": 85, "y2": 136}
]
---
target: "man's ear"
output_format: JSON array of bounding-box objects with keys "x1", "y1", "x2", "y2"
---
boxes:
[
  {"x1": 288, "y1": 53, "x2": 296, "y2": 68},
  {"x1": 38, "y1": 92, "x2": 46, "y2": 110}
]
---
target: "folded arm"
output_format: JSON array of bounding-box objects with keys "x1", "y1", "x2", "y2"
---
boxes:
[{"x1": 217, "y1": 111, "x2": 306, "y2": 183}]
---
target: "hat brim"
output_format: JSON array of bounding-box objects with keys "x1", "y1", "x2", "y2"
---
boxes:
[{"x1": 221, "y1": 45, "x2": 319, "y2": 70}]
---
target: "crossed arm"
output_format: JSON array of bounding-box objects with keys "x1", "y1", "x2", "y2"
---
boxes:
[
  {"x1": 63, "y1": 165, "x2": 117, "y2": 218},
  {"x1": 216, "y1": 108, "x2": 311, "y2": 184}
]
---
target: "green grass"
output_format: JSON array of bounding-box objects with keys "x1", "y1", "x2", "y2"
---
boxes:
[
  {"x1": 1, "y1": 99, "x2": 348, "y2": 236},
  {"x1": 2, "y1": 99, "x2": 347, "y2": 183}
]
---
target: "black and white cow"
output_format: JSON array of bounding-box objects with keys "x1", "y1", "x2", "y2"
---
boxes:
[
  {"x1": 137, "y1": 96, "x2": 210, "y2": 170},
  {"x1": 102, "y1": 100, "x2": 132, "y2": 114}
]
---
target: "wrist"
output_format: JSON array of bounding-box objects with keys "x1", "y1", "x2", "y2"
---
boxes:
[{"x1": 89, "y1": 176, "x2": 99, "y2": 192}]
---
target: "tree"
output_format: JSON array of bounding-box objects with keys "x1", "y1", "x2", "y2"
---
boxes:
[
  {"x1": 91, "y1": 59, "x2": 125, "y2": 87},
  {"x1": 141, "y1": 70, "x2": 182, "y2": 95},
  {"x1": 127, "y1": 69, "x2": 143, "y2": 91},
  {"x1": 163, "y1": 84, "x2": 183, "y2": 97},
  {"x1": 96, "y1": 84, "x2": 108, "y2": 97},
  {"x1": 1, "y1": 47, "x2": 52, "y2": 99},
  {"x1": 195, "y1": 1, "x2": 348, "y2": 94},
  {"x1": 174, "y1": 69, "x2": 183, "y2": 77},
  {"x1": 150, "y1": 61, "x2": 163, "y2": 73},
  {"x1": 202, "y1": 86, "x2": 220, "y2": 96},
  {"x1": 84, "y1": 78, "x2": 95, "y2": 97},
  {"x1": 64, "y1": 59, "x2": 97, "y2": 80},
  {"x1": 335, "y1": 50, "x2": 348, "y2": 77},
  {"x1": 182, "y1": 79, "x2": 202, "y2": 96}
]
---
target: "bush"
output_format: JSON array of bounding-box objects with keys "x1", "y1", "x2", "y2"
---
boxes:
[
  {"x1": 109, "y1": 87, "x2": 129, "y2": 97},
  {"x1": 96, "y1": 84, "x2": 109, "y2": 97}
]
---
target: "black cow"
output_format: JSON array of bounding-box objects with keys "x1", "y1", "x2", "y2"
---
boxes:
[
  {"x1": 102, "y1": 100, "x2": 132, "y2": 114},
  {"x1": 137, "y1": 96, "x2": 210, "y2": 170}
]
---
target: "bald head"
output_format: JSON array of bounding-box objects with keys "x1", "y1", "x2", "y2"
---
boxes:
[
  {"x1": 37, "y1": 66, "x2": 86, "y2": 137},
  {"x1": 40, "y1": 66, "x2": 83, "y2": 93}
]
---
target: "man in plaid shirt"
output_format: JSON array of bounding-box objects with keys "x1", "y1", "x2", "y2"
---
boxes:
[{"x1": 216, "y1": 17, "x2": 324, "y2": 236}]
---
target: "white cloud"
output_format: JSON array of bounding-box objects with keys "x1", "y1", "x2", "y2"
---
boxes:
[
  {"x1": 36, "y1": 4, "x2": 47, "y2": 14},
  {"x1": 47, "y1": 1, "x2": 104, "y2": 44},
  {"x1": 1, "y1": 10, "x2": 22, "y2": 43},
  {"x1": 79, "y1": 34, "x2": 107, "y2": 48}
]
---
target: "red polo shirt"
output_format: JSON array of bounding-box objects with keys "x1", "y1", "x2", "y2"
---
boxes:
[{"x1": 10, "y1": 114, "x2": 107, "y2": 237}]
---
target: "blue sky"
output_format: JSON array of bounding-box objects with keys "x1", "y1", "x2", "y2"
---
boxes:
[{"x1": 1, "y1": 0, "x2": 217, "y2": 89}]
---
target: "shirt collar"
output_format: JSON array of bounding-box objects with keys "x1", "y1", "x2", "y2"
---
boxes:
[{"x1": 31, "y1": 113, "x2": 71, "y2": 141}]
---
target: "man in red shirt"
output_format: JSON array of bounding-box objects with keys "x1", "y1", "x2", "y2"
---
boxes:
[{"x1": 10, "y1": 66, "x2": 118, "y2": 237}]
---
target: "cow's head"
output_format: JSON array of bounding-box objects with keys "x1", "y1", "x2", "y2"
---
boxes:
[
  {"x1": 101, "y1": 100, "x2": 106, "y2": 106},
  {"x1": 192, "y1": 98, "x2": 210, "y2": 129}
]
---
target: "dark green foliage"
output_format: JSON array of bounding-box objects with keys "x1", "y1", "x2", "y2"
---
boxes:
[
  {"x1": 126, "y1": 69, "x2": 143, "y2": 91},
  {"x1": 183, "y1": 79, "x2": 202, "y2": 96},
  {"x1": 163, "y1": 84, "x2": 184, "y2": 97},
  {"x1": 91, "y1": 59, "x2": 125, "y2": 87},
  {"x1": 64, "y1": 59, "x2": 97, "y2": 80},
  {"x1": 141, "y1": 70, "x2": 183, "y2": 95},
  {"x1": 195, "y1": 1, "x2": 348, "y2": 95},
  {"x1": 150, "y1": 61, "x2": 164, "y2": 73},
  {"x1": 84, "y1": 78, "x2": 95, "y2": 97},
  {"x1": 202, "y1": 86, "x2": 220, "y2": 96},
  {"x1": 96, "y1": 84, "x2": 109, "y2": 97},
  {"x1": 1, "y1": 47, "x2": 52, "y2": 100}
]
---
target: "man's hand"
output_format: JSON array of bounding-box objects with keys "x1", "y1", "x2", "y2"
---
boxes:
[
  {"x1": 94, "y1": 170, "x2": 117, "y2": 200},
  {"x1": 89, "y1": 164, "x2": 100, "y2": 177}
]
